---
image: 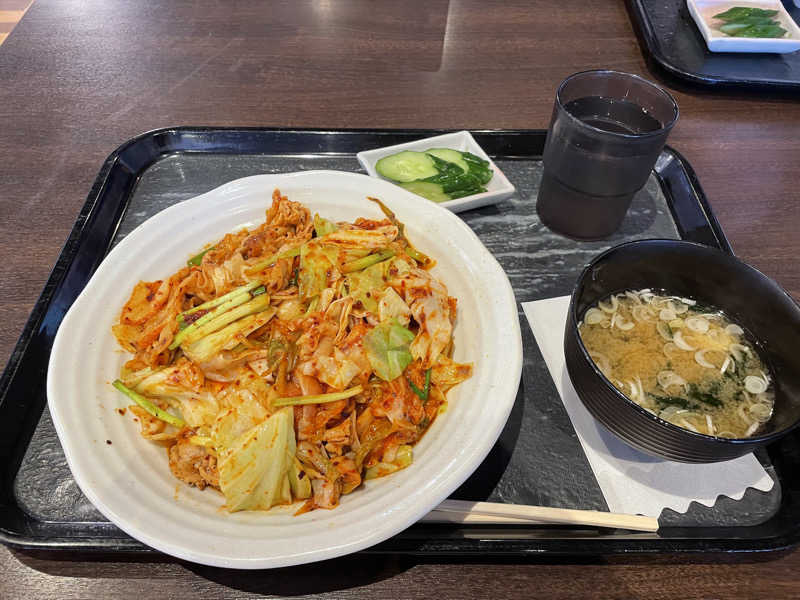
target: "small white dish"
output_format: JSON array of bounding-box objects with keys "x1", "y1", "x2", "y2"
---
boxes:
[
  {"x1": 687, "y1": 0, "x2": 800, "y2": 53},
  {"x1": 356, "y1": 131, "x2": 516, "y2": 213},
  {"x1": 47, "y1": 170, "x2": 522, "y2": 569}
]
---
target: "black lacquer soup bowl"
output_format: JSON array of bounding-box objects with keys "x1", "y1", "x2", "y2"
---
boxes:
[{"x1": 565, "y1": 239, "x2": 800, "y2": 462}]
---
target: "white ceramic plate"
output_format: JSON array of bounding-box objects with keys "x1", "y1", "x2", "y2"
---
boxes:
[
  {"x1": 47, "y1": 170, "x2": 522, "y2": 569},
  {"x1": 687, "y1": 0, "x2": 800, "y2": 53},
  {"x1": 356, "y1": 131, "x2": 516, "y2": 213}
]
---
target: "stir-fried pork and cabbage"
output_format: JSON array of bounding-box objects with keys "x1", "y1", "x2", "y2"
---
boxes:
[{"x1": 112, "y1": 190, "x2": 472, "y2": 513}]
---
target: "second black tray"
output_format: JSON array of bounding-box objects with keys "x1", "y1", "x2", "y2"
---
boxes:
[
  {"x1": 627, "y1": 0, "x2": 800, "y2": 91},
  {"x1": 2, "y1": 128, "x2": 800, "y2": 559}
]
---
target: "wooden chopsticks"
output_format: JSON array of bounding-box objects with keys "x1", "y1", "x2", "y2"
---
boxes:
[{"x1": 423, "y1": 499, "x2": 659, "y2": 532}]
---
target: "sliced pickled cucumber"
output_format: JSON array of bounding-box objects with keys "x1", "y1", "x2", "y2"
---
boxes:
[
  {"x1": 399, "y1": 181, "x2": 452, "y2": 203},
  {"x1": 425, "y1": 148, "x2": 469, "y2": 174},
  {"x1": 375, "y1": 151, "x2": 438, "y2": 182}
]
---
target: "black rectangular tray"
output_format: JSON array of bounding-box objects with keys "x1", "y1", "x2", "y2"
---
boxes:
[
  {"x1": 2, "y1": 128, "x2": 800, "y2": 558},
  {"x1": 627, "y1": 0, "x2": 800, "y2": 92}
]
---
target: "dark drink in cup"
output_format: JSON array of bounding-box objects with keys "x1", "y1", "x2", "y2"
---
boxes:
[
  {"x1": 563, "y1": 96, "x2": 663, "y2": 134},
  {"x1": 537, "y1": 71, "x2": 678, "y2": 240}
]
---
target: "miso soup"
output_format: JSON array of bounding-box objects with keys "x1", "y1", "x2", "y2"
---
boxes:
[{"x1": 579, "y1": 289, "x2": 774, "y2": 438}]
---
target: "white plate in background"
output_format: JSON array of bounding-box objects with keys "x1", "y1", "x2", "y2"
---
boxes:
[
  {"x1": 687, "y1": 0, "x2": 800, "y2": 53},
  {"x1": 356, "y1": 131, "x2": 516, "y2": 213},
  {"x1": 47, "y1": 170, "x2": 522, "y2": 569}
]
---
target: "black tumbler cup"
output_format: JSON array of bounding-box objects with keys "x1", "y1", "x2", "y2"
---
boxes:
[{"x1": 537, "y1": 70, "x2": 679, "y2": 240}]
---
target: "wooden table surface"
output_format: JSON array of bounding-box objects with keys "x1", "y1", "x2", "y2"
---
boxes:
[{"x1": 1, "y1": 0, "x2": 799, "y2": 597}]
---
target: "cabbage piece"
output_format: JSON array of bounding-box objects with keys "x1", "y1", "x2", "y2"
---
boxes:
[
  {"x1": 328, "y1": 245, "x2": 371, "y2": 265},
  {"x1": 396, "y1": 270, "x2": 452, "y2": 367},
  {"x1": 346, "y1": 257, "x2": 410, "y2": 314},
  {"x1": 131, "y1": 364, "x2": 218, "y2": 428},
  {"x1": 276, "y1": 298, "x2": 305, "y2": 321},
  {"x1": 391, "y1": 256, "x2": 413, "y2": 278},
  {"x1": 297, "y1": 440, "x2": 339, "y2": 481},
  {"x1": 196, "y1": 346, "x2": 271, "y2": 383},
  {"x1": 299, "y1": 241, "x2": 335, "y2": 300},
  {"x1": 389, "y1": 323, "x2": 415, "y2": 347},
  {"x1": 363, "y1": 319, "x2": 415, "y2": 381},
  {"x1": 430, "y1": 355, "x2": 473, "y2": 393},
  {"x1": 304, "y1": 348, "x2": 363, "y2": 390},
  {"x1": 346, "y1": 262, "x2": 385, "y2": 313},
  {"x1": 364, "y1": 462, "x2": 400, "y2": 480},
  {"x1": 313, "y1": 214, "x2": 338, "y2": 237},
  {"x1": 225, "y1": 375, "x2": 272, "y2": 412},
  {"x1": 317, "y1": 287, "x2": 337, "y2": 313},
  {"x1": 211, "y1": 391, "x2": 269, "y2": 451},
  {"x1": 364, "y1": 444, "x2": 413, "y2": 480},
  {"x1": 378, "y1": 287, "x2": 411, "y2": 326},
  {"x1": 322, "y1": 225, "x2": 398, "y2": 249},
  {"x1": 288, "y1": 458, "x2": 312, "y2": 500},
  {"x1": 119, "y1": 365, "x2": 158, "y2": 387},
  {"x1": 217, "y1": 407, "x2": 296, "y2": 512},
  {"x1": 354, "y1": 418, "x2": 393, "y2": 471}
]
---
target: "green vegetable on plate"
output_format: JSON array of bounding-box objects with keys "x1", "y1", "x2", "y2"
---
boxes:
[
  {"x1": 313, "y1": 214, "x2": 338, "y2": 237},
  {"x1": 112, "y1": 380, "x2": 186, "y2": 428},
  {"x1": 272, "y1": 385, "x2": 364, "y2": 407},
  {"x1": 171, "y1": 292, "x2": 273, "y2": 350},
  {"x1": 712, "y1": 6, "x2": 787, "y2": 38},
  {"x1": 735, "y1": 23, "x2": 787, "y2": 37},
  {"x1": 375, "y1": 147, "x2": 494, "y2": 203},
  {"x1": 187, "y1": 246, "x2": 214, "y2": 266},
  {"x1": 399, "y1": 181, "x2": 452, "y2": 203},
  {"x1": 182, "y1": 309, "x2": 277, "y2": 364},
  {"x1": 340, "y1": 249, "x2": 395, "y2": 273},
  {"x1": 363, "y1": 319, "x2": 415, "y2": 381},
  {"x1": 376, "y1": 151, "x2": 439, "y2": 182},
  {"x1": 217, "y1": 407, "x2": 297, "y2": 511},
  {"x1": 408, "y1": 368, "x2": 432, "y2": 401},
  {"x1": 713, "y1": 7, "x2": 778, "y2": 21}
]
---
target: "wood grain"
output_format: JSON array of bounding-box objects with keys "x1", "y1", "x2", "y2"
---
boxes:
[
  {"x1": 0, "y1": 0, "x2": 30, "y2": 39},
  {"x1": 0, "y1": 0, "x2": 32, "y2": 10},
  {"x1": 4, "y1": 545, "x2": 800, "y2": 599},
  {"x1": 1, "y1": 0, "x2": 799, "y2": 596},
  {"x1": 0, "y1": 10, "x2": 25, "y2": 22}
]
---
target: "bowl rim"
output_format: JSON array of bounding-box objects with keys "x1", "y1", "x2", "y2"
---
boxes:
[
  {"x1": 568, "y1": 237, "x2": 800, "y2": 446},
  {"x1": 555, "y1": 70, "x2": 679, "y2": 140}
]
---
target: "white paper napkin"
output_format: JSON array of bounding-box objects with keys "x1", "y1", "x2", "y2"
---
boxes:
[{"x1": 522, "y1": 295, "x2": 774, "y2": 518}]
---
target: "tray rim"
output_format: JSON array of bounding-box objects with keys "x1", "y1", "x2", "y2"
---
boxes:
[
  {"x1": 625, "y1": 0, "x2": 800, "y2": 92},
  {"x1": 1, "y1": 126, "x2": 797, "y2": 559}
]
